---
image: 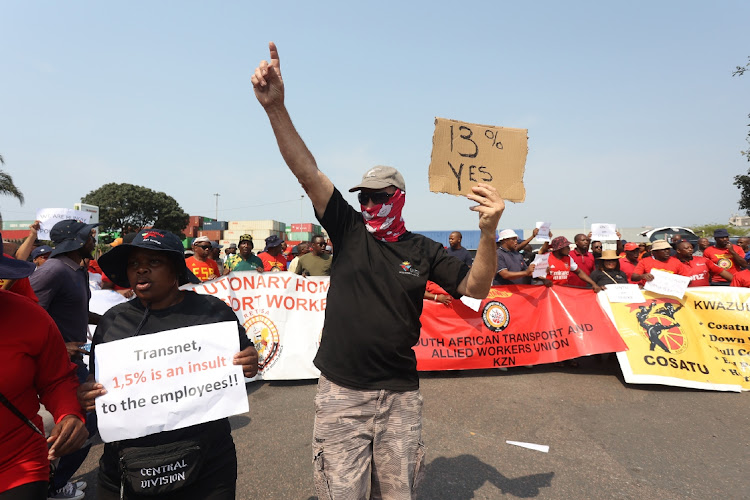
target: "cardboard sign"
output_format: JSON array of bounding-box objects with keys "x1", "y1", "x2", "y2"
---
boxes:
[
  {"x1": 428, "y1": 117, "x2": 527, "y2": 202},
  {"x1": 94, "y1": 322, "x2": 248, "y2": 442}
]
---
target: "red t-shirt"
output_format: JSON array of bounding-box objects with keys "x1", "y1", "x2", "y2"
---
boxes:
[
  {"x1": 258, "y1": 252, "x2": 288, "y2": 272},
  {"x1": 618, "y1": 257, "x2": 640, "y2": 284},
  {"x1": 546, "y1": 253, "x2": 578, "y2": 285},
  {"x1": 184, "y1": 256, "x2": 221, "y2": 282},
  {"x1": 731, "y1": 269, "x2": 750, "y2": 288},
  {"x1": 681, "y1": 256, "x2": 726, "y2": 287},
  {"x1": 568, "y1": 249, "x2": 595, "y2": 287},
  {"x1": 633, "y1": 256, "x2": 689, "y2": 277},
  {"x1": 0, "y1": 290, "x2": 84, "y2": 492},
  {"x1": 703, "y1": 244, "x2": 745, "y2": 281}
]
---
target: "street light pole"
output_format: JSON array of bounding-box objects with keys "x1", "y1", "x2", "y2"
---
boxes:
[
  {"x1": 214, "y1": 193, "x2": 220, "y2": 220},
  {"x1": 583, "y1": 216, "x2": 588, "y2": 234}
]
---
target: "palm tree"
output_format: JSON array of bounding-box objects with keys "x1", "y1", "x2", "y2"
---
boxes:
[{"x1": 0, "y1": 155, "x2": 25, "y2": 205}]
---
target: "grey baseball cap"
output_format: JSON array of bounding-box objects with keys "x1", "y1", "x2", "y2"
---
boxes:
[{"x1": 348, "y1": 165, "x2": 406, "y2": 192}]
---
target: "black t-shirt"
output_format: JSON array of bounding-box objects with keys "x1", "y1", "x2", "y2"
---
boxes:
[
  {"x1": 314, "y1": 188, "x2": 470, "y2": 391},
  {"x1": 92, "y1": 292, "x2": 250, "y2": 489}
]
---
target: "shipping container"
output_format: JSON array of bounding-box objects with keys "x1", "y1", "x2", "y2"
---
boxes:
[
  {"x1": 0, "y1": 229, "x2": 30, "y2": 240},
  {"x1": 196, "y1": 230, "x2": 222, "y2": 241},
  {"x1": 188, "y1": 215, "x2": 205, "y2": 227},
  {"x1": 2, "y1": 220, "x2": 36, "y2": 230},
  {"x1": 289, "y1": 232, "x2": 313, "y2": 241},
  {"x1": 203, "y1": 220, "x2": 228, "y2": 231}
]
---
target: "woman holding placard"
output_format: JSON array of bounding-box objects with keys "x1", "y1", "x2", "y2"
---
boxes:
[{"x1": 78, "y1": 230, "x2": 258, "y2": 500}]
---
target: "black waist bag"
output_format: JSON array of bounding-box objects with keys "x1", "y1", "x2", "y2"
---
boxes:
[{"x1": 118, "y1": 439, "x2": 203, "y2": 497}]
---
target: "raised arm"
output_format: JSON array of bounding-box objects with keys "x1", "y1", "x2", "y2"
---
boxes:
[
  {"x1": 15, "y1": 220, "x2": 40, "y2": 261},
  {"x1": 515, "y1": 227, "x2": 537, "y2": 252},
  {"x1": 457, "y1": 184, "x2": 505, "y2": 298},
  {"x1": 252, "y1": 42, "x2": 334, "y2": 218}
]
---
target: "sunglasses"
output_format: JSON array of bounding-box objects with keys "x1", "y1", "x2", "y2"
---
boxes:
[
  {"x1": 195, "y1": 245, "x2": 212, "y2": 250},
  {"x1": 357, "y1": 191, "x2": 394, "y2": 205}
]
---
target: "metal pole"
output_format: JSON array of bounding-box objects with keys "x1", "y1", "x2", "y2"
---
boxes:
[{"x1": 214, "y1": 193, "x2": 220, "y2": 220}]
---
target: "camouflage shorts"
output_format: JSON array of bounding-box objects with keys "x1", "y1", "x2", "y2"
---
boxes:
[{"x1": 312, "y1": 374, "x2": 426, "y2": 500}]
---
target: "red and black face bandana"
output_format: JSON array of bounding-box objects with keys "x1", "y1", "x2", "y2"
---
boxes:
[{"x1": 361, "y1": 189, "x2": 406, "y2": 242}]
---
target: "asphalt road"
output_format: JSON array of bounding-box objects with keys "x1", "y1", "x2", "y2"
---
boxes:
[{"x1": 76, "y1": 357, "x2": 750, "y2": 499}]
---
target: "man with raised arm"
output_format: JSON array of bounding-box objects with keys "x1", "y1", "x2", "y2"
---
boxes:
[{"x1": 252, "y1": 42, "x2": 505, "y2": 500}]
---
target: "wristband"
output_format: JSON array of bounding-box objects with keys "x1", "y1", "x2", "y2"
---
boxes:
[{"x1": 434, "y1": 294, "x2": 438, "y2": 301}]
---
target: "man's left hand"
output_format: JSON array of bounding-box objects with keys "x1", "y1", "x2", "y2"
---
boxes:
[{"x1": 467, "y1": 184, "x2": 505, "y2": 233}]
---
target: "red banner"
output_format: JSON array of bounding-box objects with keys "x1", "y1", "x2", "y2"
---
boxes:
[{"x1": 416, "y1": 285, "x2": 627, "y2": 370}]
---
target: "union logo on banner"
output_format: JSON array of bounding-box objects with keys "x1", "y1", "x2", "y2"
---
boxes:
[
  {"x1": 628, "y1": 298, "x2": 686, "y2": 354},
  {"x1": 243, "y1": 312, "x2": 282, "y2": 372},
  {"x1": 482, "y1": 301, "x2": 511, "y2": 332}
]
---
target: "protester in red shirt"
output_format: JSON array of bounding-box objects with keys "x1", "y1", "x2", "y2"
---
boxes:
[
  {"x1": 731, "y1": 269, "x2": 750, "y2": 287},
  {"x1": 185, "y1": 236, "x2": 221, "y2": 281},
  {"x1": 258, "y1": 235, "x2": 288, "y2": 272},
  {"x1": 675, "y1": 241, "x2": 733, "y2": 286},
  {"x1": 568, "y1": 234, "x2": 595, "y2": 287},
  {"x1": 702, "y1": 228, "x2": 748, "y2": 284},
  {"x1": 543, "y1": 236, "x2": 601, "y2": 292},
  {"x1": 618, "y1": 242, "x2": 641, "y2": 284},
  {"x1": 631, "y1": 240, "x2": 690, "y2": 282}
]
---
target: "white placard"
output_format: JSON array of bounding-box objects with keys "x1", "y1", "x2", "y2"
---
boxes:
[
  {"x1": 643, "y1": 269, "x2": 691, "y2": 299},
  {"x1": 534, "y1": 222, "x2": 551, "y2": 242},
  {"x1": 459, "y1": 295, "x2": 482, "y2": 312},
  {"x1": 531, "y1": 253, "x2": 549, "y2": 278},
  {"x1": 604, "y1": 284, "x2": 645, "y2": 303},
  {"x1": 590, "y1": 223, "x2": 619, "y2": 241},
  {"x1": 35, "y1": 208, "x2": 92, "y2": 240},
  {"x1": 94, "y1": 322, "x2": 248, "y2": 442}
]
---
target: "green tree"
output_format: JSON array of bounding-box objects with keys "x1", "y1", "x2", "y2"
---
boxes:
[
  {"x1": 733, "y1": 58, "x2": 750, "y2": 214},
  {"x1": 81, "y1": 183, "x2": 189, "y2": 237},
  {"x1": 0, "y1": 155, "x2": 25, "y2": 205}
]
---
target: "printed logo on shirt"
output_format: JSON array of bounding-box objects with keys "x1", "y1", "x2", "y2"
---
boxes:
[
  {"x1": 243, "y1": 311, "x2": 282, "y2": 372},
  {"x1": 398, "y1": 261, "x2": 420, "y2": 277},
  {"x1": 717, "y1": 257, "x2": 732, "y2": 269},
  {"x1": 482, "y1": 301, "x2": 511, "y2": 332}
]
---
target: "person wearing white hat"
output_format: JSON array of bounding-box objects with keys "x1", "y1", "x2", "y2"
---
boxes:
[
  {"x1": 493, "y1": 228, "x2": 542, "y2": 285},
  {"x1": 631, "y1": 240, "x2": 691, "y2": 283}
]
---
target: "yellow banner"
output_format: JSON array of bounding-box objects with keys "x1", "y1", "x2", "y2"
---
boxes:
[{"x1": 602, "y1": 288, "x2": 750, "y2": 391}]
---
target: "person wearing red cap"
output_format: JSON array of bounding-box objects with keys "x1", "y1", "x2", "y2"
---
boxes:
[
  {"x1": 543, "y1": 236, "x2": 602, "y2": 292},
  {"x1": 619, "y1": 242, "x2": 641, "y2": 283}
]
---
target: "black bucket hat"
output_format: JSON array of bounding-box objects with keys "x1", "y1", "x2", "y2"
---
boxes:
[
  {"x1": 49, "y1": 219, "x2": 100, "y2": 258},
  {"x1": 98, "y1": 229, "x2": 200, "y2": 288},
  {"x1": 0, "y1": 236, "x2": 36, "y2": 279}
]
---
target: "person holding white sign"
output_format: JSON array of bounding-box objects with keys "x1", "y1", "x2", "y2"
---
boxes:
[
  {"x1": 630, "y1": 240, "x2": 690, "y2": 284},
  {"x1": 77, "y1": 230, "x2": 258, "y2": 500},
  {"x1": 252, "y1": 42, "x2": 505, "y2": 500}
]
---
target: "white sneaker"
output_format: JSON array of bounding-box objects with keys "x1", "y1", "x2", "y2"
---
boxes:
[
  {"x1": 73, "y1": 480, "x2": 87, "y2": 491},
  {"x1": 48, "y1": 481, "x2": 85, "y2": 499}
]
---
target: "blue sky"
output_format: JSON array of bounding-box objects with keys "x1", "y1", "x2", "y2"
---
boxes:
[{"x1": 1, "y1": 1, "x2": 749, "y2": 233}]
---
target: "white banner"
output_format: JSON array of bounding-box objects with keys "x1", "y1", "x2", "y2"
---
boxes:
[
  {"x1": 35, "y1": 208, "x2": 92, "y2": 240},
  {"x1": 184, "y1": 271, "x2": 325, "y2": 380},
  {"x1": 94, "y1": 322, "x2": 248, "y2": 442}
]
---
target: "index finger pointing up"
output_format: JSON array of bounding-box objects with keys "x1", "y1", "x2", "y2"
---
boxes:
[{"x1": 269, "y1": 41, "x2": 280, "y2": 70}]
